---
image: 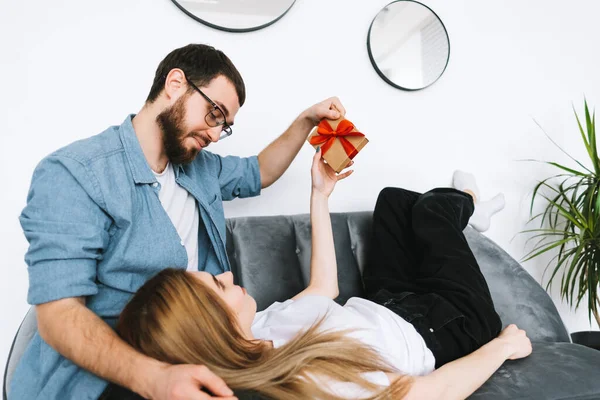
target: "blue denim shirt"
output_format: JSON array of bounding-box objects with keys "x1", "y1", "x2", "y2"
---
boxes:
[{"x1": 10, "y1": 115, "x2": 262, "y2": 400}]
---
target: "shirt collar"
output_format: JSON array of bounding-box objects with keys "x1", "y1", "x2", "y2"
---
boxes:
[
  {"x1": 119, "y1": 114, "x2": 186, "y2": 184},
  {"x1": 119, "y1": 114, "x2": 156, "y2": 184}
]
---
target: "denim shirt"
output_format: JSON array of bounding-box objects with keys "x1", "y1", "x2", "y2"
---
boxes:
[{"x1": 10, "y1": 115, "x2": 262, "y2": 400}]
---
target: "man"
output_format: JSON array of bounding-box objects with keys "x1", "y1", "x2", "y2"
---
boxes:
[{"x1": 11, "y1": 44, "x2": 346, "y2": 400}]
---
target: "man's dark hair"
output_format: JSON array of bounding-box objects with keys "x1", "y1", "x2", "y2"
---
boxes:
[{"x1": 146, "y1": 44, "x2": 246, "y2": 106}]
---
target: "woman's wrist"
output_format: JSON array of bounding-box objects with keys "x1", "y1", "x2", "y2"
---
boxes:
[
  {"x1": 311, "y1": 188, "x2": 330, "y2": 200},
  {"x1": 489, "y1": 337, "x2": 514, "y2": 360}
]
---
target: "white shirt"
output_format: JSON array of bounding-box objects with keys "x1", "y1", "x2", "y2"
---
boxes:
[
  {"x1": 251, "y1": 295, "x2": 436, "y2": 397},
  {"x1": 152, "y1": 163, "x2": 199, "y2": 271}
]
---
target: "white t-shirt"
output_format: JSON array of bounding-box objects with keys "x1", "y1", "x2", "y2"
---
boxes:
[
  {"x1": 152, "y1": 163, "x2": 199, "y2": 271},
  {"x1": 251, "y1": 295, "x2": 435, "y2": 397}
]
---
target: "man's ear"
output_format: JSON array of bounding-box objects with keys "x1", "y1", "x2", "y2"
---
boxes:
[{"x1": 164, "y1": 68, "x2": 187, "y2": 101}]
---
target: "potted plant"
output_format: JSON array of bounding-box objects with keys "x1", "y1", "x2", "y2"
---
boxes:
[{"x1": 522, "y1": 100, "x2": 600, "y2": 350}]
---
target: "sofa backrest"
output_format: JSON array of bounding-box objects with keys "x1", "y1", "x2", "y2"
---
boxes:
[{"x1": 226, "y1": 212, "x2": 571, "y2": 343}]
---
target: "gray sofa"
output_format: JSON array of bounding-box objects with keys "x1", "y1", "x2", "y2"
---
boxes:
[{"x1": 5, "y1": 212, "x2": 600, "y2": 399}]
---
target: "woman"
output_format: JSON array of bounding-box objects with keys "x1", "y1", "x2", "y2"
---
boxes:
[{"x1": 116, "y1": 148, "x2": 531, "y2": 399}]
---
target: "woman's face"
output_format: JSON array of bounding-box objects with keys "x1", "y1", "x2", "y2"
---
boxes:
[{"x1": 189, "y1": 271, "x2": 257, "y2": 334}]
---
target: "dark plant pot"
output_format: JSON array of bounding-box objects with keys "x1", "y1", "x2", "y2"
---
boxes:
[{"x1": 571, "y1": 331, "x2": 600, "y2": 351}]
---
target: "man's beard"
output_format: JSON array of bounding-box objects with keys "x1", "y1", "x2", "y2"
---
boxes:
[{"x1": 156, "y1": 95, "x2": 199, "y2": 165}]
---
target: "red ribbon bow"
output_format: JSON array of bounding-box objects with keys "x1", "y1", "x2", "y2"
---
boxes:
[{"x1": 309, "y1": 119, "x2": 365, "y2": 159}]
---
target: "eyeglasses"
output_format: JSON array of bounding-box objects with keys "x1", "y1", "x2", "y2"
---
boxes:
[{"x1": 184, "y1": 75, "x2": 233, "y2": 140}]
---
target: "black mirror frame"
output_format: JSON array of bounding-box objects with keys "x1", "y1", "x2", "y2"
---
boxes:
[
  {"x1": 367, "y1": 0, "x2": 451, "y2": 91},
  {"x1": 170, "y1": 0, "x2": 297, "y2": 33}
]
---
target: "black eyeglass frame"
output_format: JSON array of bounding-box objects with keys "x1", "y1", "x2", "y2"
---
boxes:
[{"x1": 184, "y1": 75, "x2": 233, "y2": 139}]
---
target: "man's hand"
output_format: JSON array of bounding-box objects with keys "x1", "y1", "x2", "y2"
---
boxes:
[
  {"x1": 496, "y1": 324, "x2": 532, "y2": 360},
  {"x1": 302, "y1": 97, "x2": 347, "y2": 126},
  {"x1": 150, "y1": 364, "x2": 237, "y2": 400},
  {"x1": 257, "y1": 96, "x2": 346, "y2": 189}
]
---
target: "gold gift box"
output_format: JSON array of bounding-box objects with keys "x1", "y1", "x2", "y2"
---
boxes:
[{"x1": 306, "y1": 117, "x2": 369, "y2": 173}]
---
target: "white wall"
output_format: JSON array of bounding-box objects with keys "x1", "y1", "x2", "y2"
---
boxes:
[{"x1": 1, "y1": 0, "x2": 599, "y2": 380}]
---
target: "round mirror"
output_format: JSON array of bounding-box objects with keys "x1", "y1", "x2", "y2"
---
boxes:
[
  {"x1": 367, "y1": 0, "x2": 450, "y2": 91},
  {"x1": 171, "y1": 0, "x2": 297, "y2": 33}
]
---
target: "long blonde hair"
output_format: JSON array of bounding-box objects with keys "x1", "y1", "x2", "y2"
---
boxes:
[{"x1": 117, "y1": 268, "x2": 412, "y2": 399}]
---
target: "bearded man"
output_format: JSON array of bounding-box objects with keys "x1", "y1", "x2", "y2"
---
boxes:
[{"x1": 12, "y1": 43, "x2": 346, "y2": 400}]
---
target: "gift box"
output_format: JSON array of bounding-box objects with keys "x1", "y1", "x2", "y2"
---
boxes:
[{"x1": 306, "y1": 117, "x2": 369, "y2": 173}]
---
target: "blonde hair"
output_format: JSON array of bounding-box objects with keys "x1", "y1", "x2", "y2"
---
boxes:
[{"x1": 117, "y1": 268, "x2": 412, "y2": 399}]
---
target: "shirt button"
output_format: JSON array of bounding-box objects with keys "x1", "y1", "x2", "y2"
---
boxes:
[
  {"x1": 180, "y1": 240, "x2": 185, "y2": 246},
  {"x1": 429, "y1": 328, "x2": 434, "y2": 332},
  {"x1": 152, "y1": 182, "x2": 158, "y2": 188}
]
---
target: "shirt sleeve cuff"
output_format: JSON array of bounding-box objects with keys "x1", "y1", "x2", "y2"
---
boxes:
[
  {"x1": 27, "y1": 259, "x2": 98, "y2": 305},
  {"x1": 243, "y1": 155, "x2": 262, "y2": 198}
]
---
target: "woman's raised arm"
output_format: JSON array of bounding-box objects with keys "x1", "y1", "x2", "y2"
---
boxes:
[{"x1": 292, "y1": 147, "x2": 353, "y2": 301}]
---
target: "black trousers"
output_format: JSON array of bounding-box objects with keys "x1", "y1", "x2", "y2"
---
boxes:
[{"x1": 364, "y1": 187, "x2": 503, "y2": 368}]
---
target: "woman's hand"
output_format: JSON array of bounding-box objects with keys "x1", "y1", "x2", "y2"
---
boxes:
[
  {"x1": 311, "y1": 147, "x2": 353, "y2": 198},
  {"x1": 496, "y1": 324, "x2": 532, "y2": 360}
]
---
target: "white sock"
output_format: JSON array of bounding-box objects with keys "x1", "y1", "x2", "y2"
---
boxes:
[
  {"x1": 469, "y1": 193, "x2": 506, "y2": 232},
  {"x1": 452, "y1": 170, "x2": 480, "y2": 202}
]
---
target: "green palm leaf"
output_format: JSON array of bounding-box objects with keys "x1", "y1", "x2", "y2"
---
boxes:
[
  {"x1": 533, "y1": 117, "x2": 594, "y2": 175},
  {"x1": 521, "y1": 100, "x2": 600, "y2": 326}
]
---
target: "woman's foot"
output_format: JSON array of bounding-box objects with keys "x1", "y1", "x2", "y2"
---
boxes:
[
  {"x1": 452, "y1": 170, "x2": 480, "y2": 202},
  {"x1": 452, "y1": 170, "x2": 505, "y2": 232},
  {"x1": 469, "y1": 193, "x2": 506, "y2": 232}
]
